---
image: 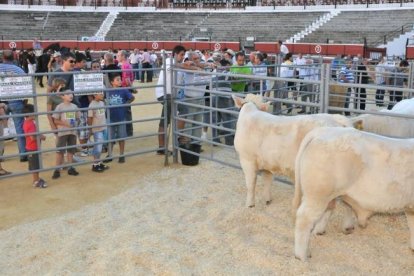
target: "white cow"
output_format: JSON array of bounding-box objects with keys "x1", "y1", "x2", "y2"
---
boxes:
[
  {"x1": 391, "y1": 98, "x2": 414, "y2": 115},
  {"x1": 351, "y1": 97, "x2": 414, "y2": 138},
  {"x1": 232, "y1": 94, "x2": 360, "y2": 208},
  {"x1": 293, "y1": 127, "x2": 414, "y2": 261},
  {"x1": 352, "y1": 113, "x2": 414, "y2": 138}
]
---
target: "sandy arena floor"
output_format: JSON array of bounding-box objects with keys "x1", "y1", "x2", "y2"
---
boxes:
[{"x1": 0, "y1": 82, "x2": 413, "y2": 274}]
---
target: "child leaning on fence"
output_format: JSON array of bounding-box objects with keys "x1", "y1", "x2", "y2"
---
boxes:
[
  {"x1": 22, "y1": 104, "x2": 47, "y2": 188},
  {"x1": 104, "y1": 72, "x2": 135, "y2": 164},
  {"x1": 47, "y1": 78, "x2": 66, "y2": 135},
  {"x1": 87, "y1": 92, "x2": 109, "y2": 172},
  {"x1": 51, "y1": 90, "x2": 81, "y2": 179}
]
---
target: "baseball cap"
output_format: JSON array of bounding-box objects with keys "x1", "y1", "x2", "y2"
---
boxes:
[
  {"x1": 53, "y1": 52, "x2": 61, "y2": 58},
  {"x1": 225, "y1": 49, "x2": 235, "y2": 57}
]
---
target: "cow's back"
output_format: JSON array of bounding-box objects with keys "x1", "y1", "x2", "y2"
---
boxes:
[
  {"x1": 235, "y1": 111, "x2": 352, "y2": 179},
  {"x1": 299, "y1": 127, "x2": 414, "y2": 211}
]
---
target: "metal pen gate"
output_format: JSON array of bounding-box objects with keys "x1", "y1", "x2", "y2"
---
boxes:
[{"x1": 1, "y1": 57, "x2": 414, "y2": 184}]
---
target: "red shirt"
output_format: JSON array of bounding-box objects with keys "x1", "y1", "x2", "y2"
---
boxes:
[
  {"x1": 120, "y1": 62, "x2": 134, "y2": 87},
  {"x1": 23, "y1": 119, "x2": 38, "y2": 151}
]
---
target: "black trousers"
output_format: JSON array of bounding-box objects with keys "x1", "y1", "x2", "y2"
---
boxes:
[{"x1": 141, "y1": 63, "x2": 152, "y2": 82}]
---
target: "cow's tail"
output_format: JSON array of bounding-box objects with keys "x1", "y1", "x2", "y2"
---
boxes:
[{"x1": 292, "y1": 130, "x2": 317, "y2": 219}]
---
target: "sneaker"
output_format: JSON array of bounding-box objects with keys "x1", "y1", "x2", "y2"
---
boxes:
[
  {"x1": 79, "y1": 149, "x2": 89, "y2": 157},
  {"x1": 52, "y1": 169, "x2": 60, "y2": 179},
  {"x1": 20, "y1": 156, "x2": 28, "y2": 162},
  {"x1": 103, "y1": 155, "x2": 112, "y2": 163},
  {"x1": 118, "y1": 156, "x2": 125, "y2": 163},
  {"x1": 72, "y1": 155, "x2": 82, "y2": 163},
  {"x1": 98, "y1": 163, "x2": 109, "y2": 170},
  {"x1": 201, "y1": 131, "x2": 208, "y2": 140},
  {"x1": 33, "y1": 178, "x2": 48, "y2": 188},
  {"x1": 67, "y1": 167, "x2": 79, "y2": 176},
  {"x1": 156, "y1": 149, "x2": 173, "y2": 156},
  {"x1": 92, "y1": 164, "x2": 104, "y2": 173}
]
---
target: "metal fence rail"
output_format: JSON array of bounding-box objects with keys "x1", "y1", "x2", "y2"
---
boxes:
[
  {"x1": 0, "y1": 64, "x2": 168, "y2": 180},
  {"x1": 1, "y1": 59, "x2": 414, "y2": 184},
  {"x1": 170, "y1": 62, "x2": 414, "y2": 184}
]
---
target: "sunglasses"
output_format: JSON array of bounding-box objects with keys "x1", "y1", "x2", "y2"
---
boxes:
[{"x1": 67, "y1": 60, "x2": 75, "y2": 64}]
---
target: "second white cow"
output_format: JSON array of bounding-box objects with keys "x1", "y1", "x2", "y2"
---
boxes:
[{"x1": 293, "y1": 127, "x2": 414, "y2": 261}]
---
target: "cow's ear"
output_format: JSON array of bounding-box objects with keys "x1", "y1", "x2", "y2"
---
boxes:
[
  {"x1": 232, "y1": 95, "x2": 245, "y2": 108},
  {"x1": 259, "y1": 101, "x2": 271, "y2": 112},
  {"x1": 352, "y1": 119, "x2": 363, "y2": 130}
]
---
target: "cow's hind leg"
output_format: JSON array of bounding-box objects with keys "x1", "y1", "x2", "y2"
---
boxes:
[
  {"x1": 240, "y1": 160, "x2": 258, "y2": 208},
  {"x1": 405, "y1": 209, "x2": 414, "y2": 251},
  {"x1": 295, "y1": 201, "x2": 329, "y2": 261},
  {"x1": 262, "y1": 170, "x2": 273, "y2": 205},
  {"x1": 312, "y1": 200, "x2": 336, "y2": 235},
  {"x1": 341, "y1": 202, "x2": 357, "y2": 234}
]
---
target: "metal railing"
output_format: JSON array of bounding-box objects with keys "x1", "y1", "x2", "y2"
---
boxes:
[
  {"x1": 169, "y1": 61, "x2": 414, "y2": 183},
  {"x1": 1, "y1": 58, "x2": 414, "y2": 183},
  {"x1": 0, "y1": 62, "x2": 168, "y2": 180}
]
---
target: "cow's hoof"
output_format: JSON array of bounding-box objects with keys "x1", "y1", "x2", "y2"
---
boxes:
[
  {"x1": 295, "y1": 255, "x2": 306, "y2": 261},
  {"x1": 266, "y1": 200, "x2": 272, "y2": 205},
  {"x1": 358, "y1": 222, "x2": 367, "y2": 229},
  {"x1": 316, "y1": 231, "x2": 326, "y2": 236},
  {"x1": 294, "y1": 253, "x2": 311, "y2": 261},
  {"x1": 343, "y1": 226, "x2": 355, "y2": 235}
]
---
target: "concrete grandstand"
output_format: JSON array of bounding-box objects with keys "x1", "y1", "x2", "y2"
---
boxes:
[{"x1": 0, "y1": 1, "x2": 414, "y2": 57}]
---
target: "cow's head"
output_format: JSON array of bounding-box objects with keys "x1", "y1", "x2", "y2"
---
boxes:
[
  {"x1": 232, "y1": 94, "x2": 271, "y2": 112},
  {"x1": 331, "y1": 114, "x2": 364, "y2": 130}
]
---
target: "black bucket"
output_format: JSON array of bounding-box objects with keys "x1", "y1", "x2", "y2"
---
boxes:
[{"x1": 179, "y1": 143, "x2": 201, "y2": 166}]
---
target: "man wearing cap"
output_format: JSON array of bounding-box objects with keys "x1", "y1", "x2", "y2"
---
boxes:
[
  {"x1": 48, "y1": 51, "x2": 63, "y2": 72},
  {"x1": 224, "y1": 49, "x2": 235, "y2": 65}
]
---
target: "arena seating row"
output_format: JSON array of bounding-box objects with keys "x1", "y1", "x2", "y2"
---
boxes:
[
  {"x1": 106, "y1": 12, "x2": 209, "y2": 41},
  {"x1": 0, "y1": 9, "x2": 412, "y2": 46},
  {"x1": 191, "y1": 12, "x2": 325, "y2": 41},
  {"x1": 42, "y1": 12, "x2": 108, "y2": 40},
  {"x1": 0, "y1": 11, "x2": 47, "y2": 40},
  {"x1": 0, "y1": 11, "x2": 107, "y2": 41},
  {"x1": 260, "y1": 0, "x2": 414, "y2": 6},
  {"x1": 301, "y1": 10, "x2": 414, "y2": 46},
  {"x1": 3, "y1": 0, "x2": 413, "y2": 6}
]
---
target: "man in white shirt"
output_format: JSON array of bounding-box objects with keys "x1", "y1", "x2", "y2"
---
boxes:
[
  {"x1": 141, "y1": 48, "x2": 152, "y2": 83},
  {"x1": 150, "y1": 50, "x2": 158, "y2": 78},
  {"x1": 155, "y1": 46, "x2": 185, "y2": 155},
  {"x1": 278, "y1": 40, "x2": 289, "y2": 58},
  {"x1": 294, "y1": 52, "x2": 307, "y2": 92},
  {"x1": 155, "y1": 46, "x2": 202, "y2": 154},
  {"x1": 128, "y1": 48, "x2": 140, "y2": 80},
  {"x1": 276, "y1": 53, "x2": 294, "y2": 114},
  {"x1": 298, "y1": 57, "x2": 318, "y2": 114}
]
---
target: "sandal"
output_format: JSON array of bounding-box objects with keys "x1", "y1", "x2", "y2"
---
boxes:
[{"x1": 0, "y1": 169, "x2": 11, "y2": 176}]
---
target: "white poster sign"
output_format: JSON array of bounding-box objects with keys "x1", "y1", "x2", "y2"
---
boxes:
[
  {"x1": 0, "y1": 76, "x2": 33, "y2": 100},
  {"x1": 73, "y1": 73, "x2": 104, "y2": 95}
]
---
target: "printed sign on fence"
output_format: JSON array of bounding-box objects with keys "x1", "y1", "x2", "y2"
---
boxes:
[
  {"x1": 73, "y1": 73, "x2": 104, "y2": 95},
  {"x1": 0, "y1": 76, "x2": 33, "y2": 100}
]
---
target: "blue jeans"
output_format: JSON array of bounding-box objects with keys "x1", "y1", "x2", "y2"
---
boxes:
[
  {"x1": 8, "y1": 100, "x2": 26, "y2": 155},
  {"x1": 212, "y1": 96, "x2": 235, "y2": 146},
  {"x1": 92, "y1": 131, "x2": 105, "y2": 161},
  {"x1": 132, "y1": 63, "x2": 139, "y2": 81}
]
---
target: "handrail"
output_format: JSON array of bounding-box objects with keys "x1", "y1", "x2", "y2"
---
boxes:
[{"x1": 371, "y1": 23, "x2": 414, "y2": 47}]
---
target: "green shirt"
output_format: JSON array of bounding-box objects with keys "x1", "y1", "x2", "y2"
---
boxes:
[{"x1": 230, "y1": 65, "x2": 252, "y2": 92}]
